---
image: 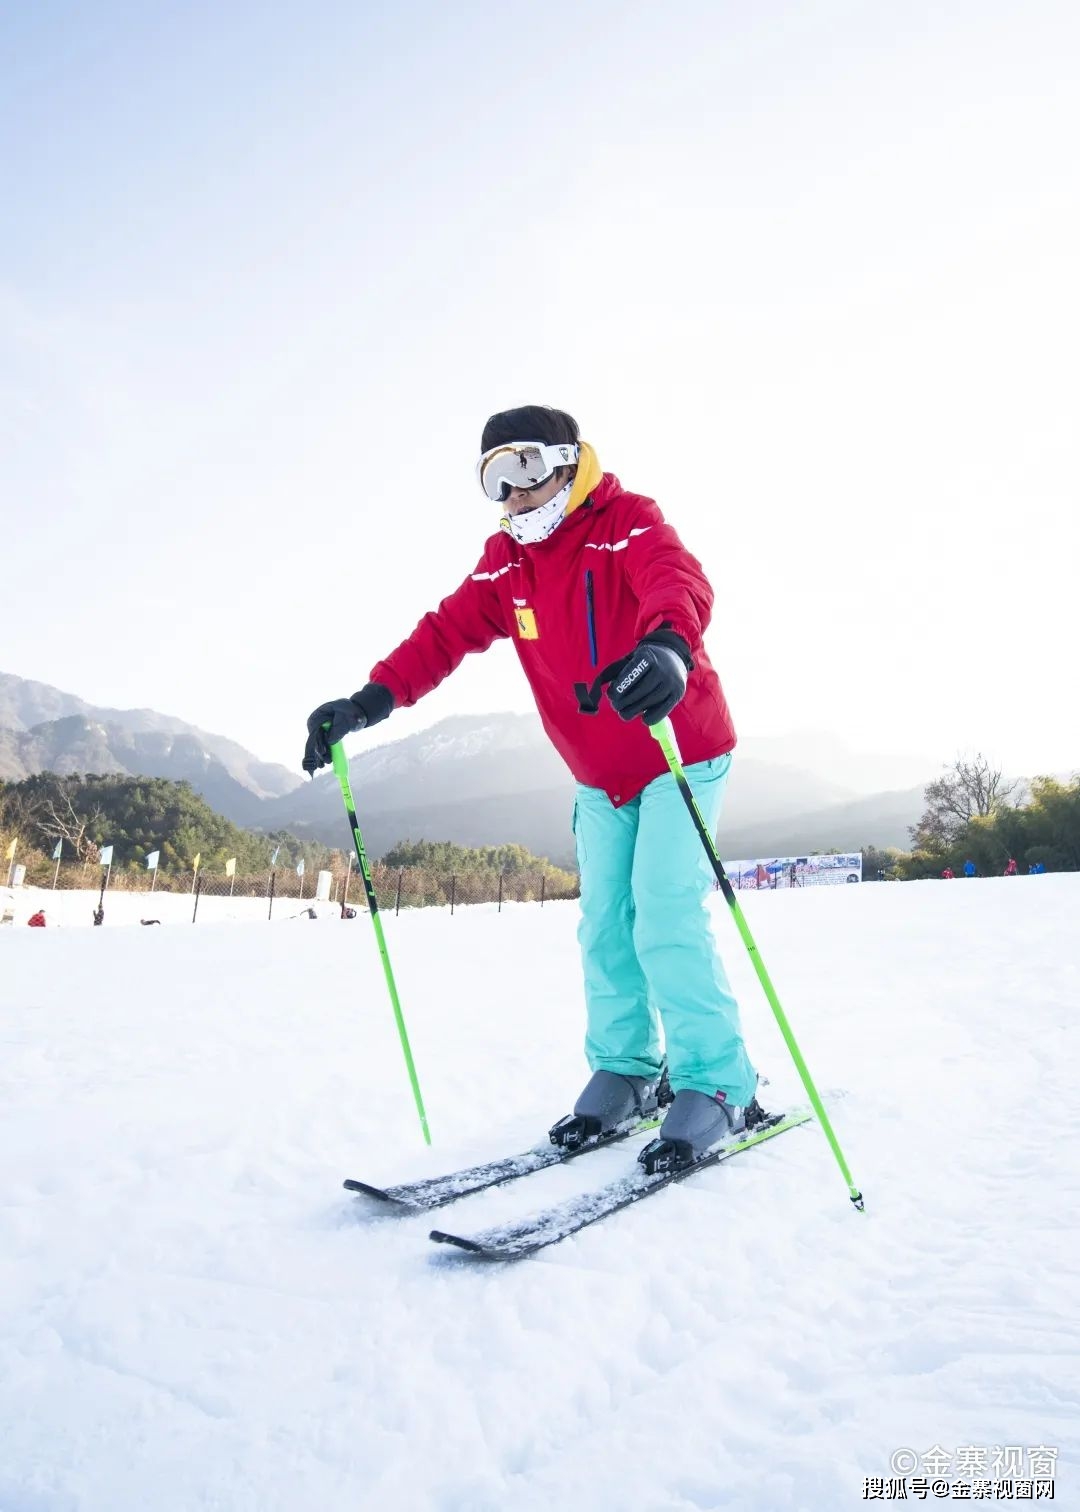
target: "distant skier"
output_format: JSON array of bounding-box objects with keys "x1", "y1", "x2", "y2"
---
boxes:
[
  {"x1": 941, "y1": 867, "x2": 955, "y2": 879},
  {"x1": 27, "y1": 909, "x2": 46, "y2": 927},
  {"x1": 303, "y1": 405, "x2": 757, "y2": 1167},
  {"x1": 963, "y1": 859, "x2": 977, "y2": 878},
  {"x1": 1004, "y1": 857, "x2": 1019, "y2": 876}
]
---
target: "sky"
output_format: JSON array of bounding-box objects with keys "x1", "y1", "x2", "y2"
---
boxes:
[{"x1": 2, "y1": 0, "x2": 1078, "y2": 777}]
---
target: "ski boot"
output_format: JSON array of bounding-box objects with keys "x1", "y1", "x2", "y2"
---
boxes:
[
  {"x1": 549, "y1": 1065, "x2": 671, "y2": 1151},
  {"x1": 638, "y1": 1091, "x2": 767, "y2": 1175}
]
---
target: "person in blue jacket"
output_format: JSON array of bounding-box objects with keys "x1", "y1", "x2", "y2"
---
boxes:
[{"x1": 963, "y1": 859, "x2": 977, "y2": 878}]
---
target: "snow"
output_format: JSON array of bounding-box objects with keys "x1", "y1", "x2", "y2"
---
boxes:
[{"x1": 2, "y1": 877, "x2": 1078, "y2": 1510}]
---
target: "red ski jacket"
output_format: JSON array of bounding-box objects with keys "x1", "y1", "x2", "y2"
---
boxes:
[{"x1": 370, "y1": 472, "x2": 736, "y2": 807}]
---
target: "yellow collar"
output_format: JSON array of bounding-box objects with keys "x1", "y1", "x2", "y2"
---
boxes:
[{"x1": 565, "y1": 441, "x2": 602, "y2": 515}]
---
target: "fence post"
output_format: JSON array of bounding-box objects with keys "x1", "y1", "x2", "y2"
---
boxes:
[
  {"x1": 396, "y1": 867, "x2": 403, "y2": 916},
  {"x1": 540, "y1": 874, "x2": 546, "y2": 908},
  {"x1": 450, "y1": 874, "x2": 456, "y2": 916},
  {"x1": 268, "y1": 869, "x2": 276, "y2": 920},
  {"x1": 498, "y1": 872, "x2": 503, "y2": 913},
  {"x1": 192, "y1": 873, "x2": 202, "y2": 924}
]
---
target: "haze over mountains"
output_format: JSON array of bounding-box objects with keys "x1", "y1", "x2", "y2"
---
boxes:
[{"x1": 1, "y1": 671, "x2": 937, "y2": 865}]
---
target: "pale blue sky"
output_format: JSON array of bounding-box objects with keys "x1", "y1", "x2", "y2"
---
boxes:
[{"x1": 2, "y1": 0, "x2": 1077, "y2": 776}]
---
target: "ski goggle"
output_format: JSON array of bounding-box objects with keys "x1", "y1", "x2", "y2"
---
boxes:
[{"x1": 476, "y1": 441, "x2": 580, "y2": 503}]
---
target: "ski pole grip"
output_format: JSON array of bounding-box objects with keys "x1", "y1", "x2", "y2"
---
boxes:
[
  {"x1": 330, "y1": 738, "x2": 350, "y2": 785},
  {"x1": 649, "y1": 717, "x2": 685, "y2": 767}
]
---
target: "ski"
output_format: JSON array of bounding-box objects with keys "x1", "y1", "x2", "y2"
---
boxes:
[
  {"x1": 343, "y1": 1113, "x2": 662, "y2": 1214},
  {"x1": 429, "y1": 1109, "x2": 812, "y2": 1260}
]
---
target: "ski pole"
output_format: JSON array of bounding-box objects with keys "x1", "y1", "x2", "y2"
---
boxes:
[
  {"x1": 650, "y1": 719, "x2": 863, "y2": 1211},
  {"x1": 329, "y1": 738, "x2": 431, "y2": 1146}
]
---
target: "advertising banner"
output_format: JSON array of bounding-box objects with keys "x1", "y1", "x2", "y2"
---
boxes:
[{"x1": 724, "y1": 852, "x2": 862, "y2": 888}]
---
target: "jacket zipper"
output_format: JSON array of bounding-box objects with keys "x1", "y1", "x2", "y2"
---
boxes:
[{"x1": 584, "y1": 569, "x2": 598, "y2": 667}]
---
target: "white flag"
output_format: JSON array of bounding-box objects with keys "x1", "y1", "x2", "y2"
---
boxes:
[
  {"x1": 52, "y1": 839, "x2": 63, "y2": 861},
  {"x1": 270, "y1": 845, "x2": 281, "y2": 865},
  {"x1": 225, "y1": 857, "x2": 237, "y2": 878},
  {"x1": 99, "y1": 844, "x2": 114, "y2": 866},
  {"x1": 146, "y1": 850, "x2": 160, "y2": 871},
  {"x1": 296, "y1": 858, "x2": 305, "y2": 877}
]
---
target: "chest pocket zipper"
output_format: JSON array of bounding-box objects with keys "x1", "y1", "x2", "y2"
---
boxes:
[{"x1": 584, "y1": 569, "x2": 598, "y2": 668}]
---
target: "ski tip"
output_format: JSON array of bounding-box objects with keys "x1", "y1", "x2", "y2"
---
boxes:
[
  {"x1": 429, "y1": 1229, "x2": 492, "y2": 1255},
  {"x1": 343, "y1": 1178, "x2": 386, "y2": 1197},
  {"x1": 343, "y1": 1179, "x2": 417, "y2": 1209}
]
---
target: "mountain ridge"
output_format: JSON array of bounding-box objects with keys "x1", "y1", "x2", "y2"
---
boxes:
[{"x1": 1, "y1": 670, "x2": 936, "y2": 863}]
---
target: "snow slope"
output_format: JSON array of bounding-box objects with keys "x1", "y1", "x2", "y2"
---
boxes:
[{"x1": 2, "y1": 877, "x2": 1078, "y2": 1511}]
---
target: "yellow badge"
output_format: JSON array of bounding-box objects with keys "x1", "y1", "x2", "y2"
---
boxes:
[{"x1": 515, "y1": 607, "x2": 539, "y2": 640}]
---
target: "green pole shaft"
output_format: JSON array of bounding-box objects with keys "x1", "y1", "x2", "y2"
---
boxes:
[
  {"x1": 650, "y1": 720, "x2": 863, "y2": 1210},
  {"x1": 330, "y1": 740, "x2": 431, "y2": 1146}
]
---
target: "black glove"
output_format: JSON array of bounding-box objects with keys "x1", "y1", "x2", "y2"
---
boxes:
[
  {"x1": 607, "y1": 631, "x2": 693, "y2": 726},
  {"x1": 302, "y1": 682, "x2": 394, "y2": 773}
]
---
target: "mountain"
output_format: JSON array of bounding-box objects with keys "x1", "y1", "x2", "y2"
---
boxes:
[
  {"x1": 260, "y1": 711, "x2": 929, "y2": 865},
  {"x1": 0, "y1": 672, "x2": 303, "y2": 822},
  {"x1": 1, "y1": 672, "x2": 934, "y2": 863}
]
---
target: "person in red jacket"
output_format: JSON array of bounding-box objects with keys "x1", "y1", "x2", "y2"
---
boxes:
[
  {"x1": 304, "y1": 406, "x2": 758, "y2": 1167},
  {"x1": 27, "y1": 910, "x2": 46, "y2": 927}
]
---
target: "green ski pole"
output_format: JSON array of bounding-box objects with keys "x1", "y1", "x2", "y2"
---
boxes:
[
  {"x1": 650, "y1": 719, "x2": 863, "y2": 1210},
  {"x1": 330, "y1": 738, "x2": 431, "y2": 1146}
]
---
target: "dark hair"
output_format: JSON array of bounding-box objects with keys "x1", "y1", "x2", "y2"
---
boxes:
[{"x1": 480, "y1": 405, "x2": 580, "y2": 453}]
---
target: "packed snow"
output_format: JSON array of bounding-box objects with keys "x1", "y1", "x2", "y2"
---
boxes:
[{"x1": 2, "y1": 876, "x2": 1078, "y2": 1510}]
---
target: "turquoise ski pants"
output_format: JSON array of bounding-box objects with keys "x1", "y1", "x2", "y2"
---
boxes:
[{"x1": 573, "y1": 754, "x2": 757, "y2": 1103}]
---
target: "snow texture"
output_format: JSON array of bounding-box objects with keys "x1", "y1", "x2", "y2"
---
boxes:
[{"x1": 2, "y1": 876, "x2": 1078, "y2": 1510}]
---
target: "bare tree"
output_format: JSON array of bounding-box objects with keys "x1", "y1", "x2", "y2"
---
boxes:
[
  {"x1": 910, "y1": 753, "x2": 1020, "y2": 850},
  {"x1": 37, "y1": 780, "x2": 104, "y2": 863}
]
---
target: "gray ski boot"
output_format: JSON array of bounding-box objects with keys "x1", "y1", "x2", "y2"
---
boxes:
[
  {"x1": 638, "y1": 1090, "x2": 763, "y2": 1174},
  {"x1": 549, "y1": 1066, "x2": 670, "y2": 1150}
]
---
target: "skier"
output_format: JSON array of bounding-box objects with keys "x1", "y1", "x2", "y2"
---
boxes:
[
  {"x1": 27, "y1": 909, "x2": 46, "y2": 927},
  {"x1": 304, "y1": 405, "x2": 758, "y2": 1167},
  {"x1": 963, "y1": 859, "x2": 977, "y2": 878},
  {"x1": 1004, "y1": 857, "x2": 1019, "y2": 877},
  {"x1": 941, "y1": 867, "x2": 955, "y2": 879}
]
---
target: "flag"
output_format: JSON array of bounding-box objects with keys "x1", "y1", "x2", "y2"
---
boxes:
[
  {"x1": 270, "y1": 845, "x2": 281, "y2": 866},
  {"x1": 4, "y1": 837, "x2": 16, "y2": 861},
  {"x1": 99, "y1": 844, "x2": 114, "y2": 866},
  {"x1": 192, "y1": 853, "x2": 201, "y2": 873},
  {"x1": 52, "y1": 840, "x2": 63, "y2": 861},
  {"x1": 225, "y1": 857, "x2": 237, "y2": 878},
  {"x1": 146, "y1": 850, "x2": 160, "y2": 871},
  {"x1": 296, "y1": 858, "x2": 305, "y2": 877}
]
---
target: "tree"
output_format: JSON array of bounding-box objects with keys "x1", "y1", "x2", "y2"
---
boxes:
[
  {"x1": 34, "y1": 776, "x2": 104, "y2": 862},
  {"x1": 910, "y1": 753, "x2": 1020, "y2": 852}
]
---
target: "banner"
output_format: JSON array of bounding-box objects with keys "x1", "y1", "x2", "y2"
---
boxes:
[
  {"x1": 99, "y1": 845, "x2": 114, "y2": 867},
  {"x1": 725, "y1": 852, "x2": 862, "y2": 889},
  {"x1": 192, "y1": 853, "x2": 201, "y2": 873},
  {"x1": 225, "y1": 857, "x2": 237, "y2": 878},
  {"x1": 146, "y1": 850, "x2": 160, "y2": 871},
  {"x1": 270, "y1": 845, "x2": 281, "y2": 866},
  {"x1": 296, "y1": 858, "x2": 305, "y2": 877},
  {"x1": 4, "y1": 837, "x2": 16, "y2": 861},
  {"x1": 52, "y1": 839, "x2": 63, "y2": 861}
]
